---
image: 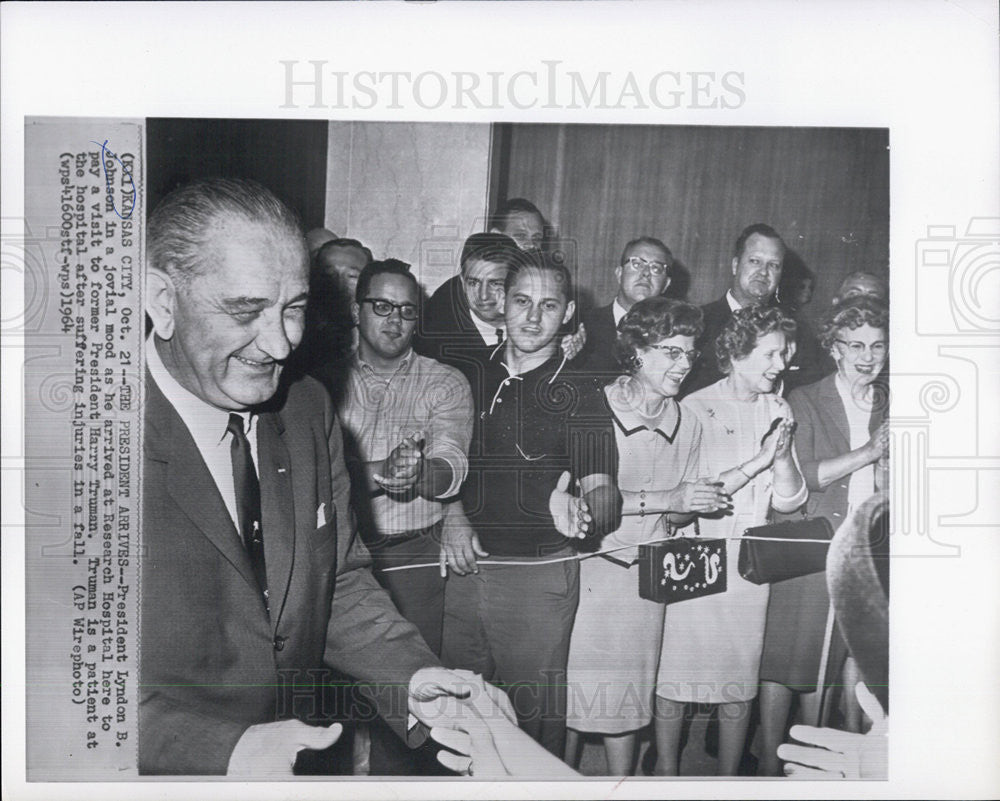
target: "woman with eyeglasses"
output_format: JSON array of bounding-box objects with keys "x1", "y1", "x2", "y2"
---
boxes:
[
  {"x1": 756, "y1": 296, "x2": 889, "y2": 775},
  {"x1": 564, "y1": 297, "x2": 731, "y2": 775},
  {"x1": 652, "y1": 305, "x2": 807, "y2": 776}
]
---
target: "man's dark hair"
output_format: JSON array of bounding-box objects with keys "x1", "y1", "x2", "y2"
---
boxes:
[
  {"x1": 733, "y1": 223, "x2": 786, "y2": 259},
  {"x1": 619, "y1": 236, "x2": 674, "y2": 266},
  {"x1": 314, "y1": 238, "x2": 374, "y2": 270},
  {"x1": 459, "y1": 232, "x2": 524, "y2": 276},
  {"x1": 488, "y1": 197, "x2": 545, "y2": 233},
  {"x1": 355, "y1": 258, "x2": 418, "y2": 304},
  {"x1": 503, "y1": 251, "x2": 574, "y2": 303},
  {"x1": 148, "y1": 178, "x2": 304, "y2": 288}
]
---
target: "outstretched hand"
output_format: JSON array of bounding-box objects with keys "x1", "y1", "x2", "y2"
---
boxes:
[
  {"x1": 227, "y1": 719, "x2": 342, "y2": 777},
  {"x1": 407, "y1": 667, "x2": 517, "y2": 731},
  {"x1": 777, "y1": 682, "x2": 887, "y2": 779},
  {"x1": 373, "y1": 432, "x2": 425, "y2": 491},
  {"x1": 549, "y1": 471, "x2": 592, "y2": 539}
]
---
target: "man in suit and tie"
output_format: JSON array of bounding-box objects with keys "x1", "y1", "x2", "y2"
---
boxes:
[
  {"x1": 682, "y1": 222, "x2": 823, "y2": 396},
  {"x1": 414, "y1": 232, "x2": 524, "y2": 376},
  {"x1": 140, "y1": 178, "x2": 505, "y2": 776},
  {"x1": 577, "y1": 236, "x2": 674, "y2": 376}
]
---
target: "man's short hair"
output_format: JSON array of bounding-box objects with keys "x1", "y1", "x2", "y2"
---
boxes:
[
  {"x1": 459, "y1": 232, "x2": 525, "y2": 275},
  {"x1": 488, "y1": 197, "x2": 545, "y2": 232},
  {"x1": 355, "y1": 258, "x2": 418, "y2": 304},
  {"x1": 148, "y1": 178, "x2": 303, "y2": 287},
  {"x1": 733, "y1": 223, "x2": 786, "y2": 259},
  {"x1": 503, "y1": 252, "x2": 574, "y2": 303},
  {"x1": 314, "y1": 238, "x2": 374, "y2": 270},
  {"x1": 619, "y1": 236, "x2": 673, "y2": 266}
]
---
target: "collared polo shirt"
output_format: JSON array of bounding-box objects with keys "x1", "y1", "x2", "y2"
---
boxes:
[{"x1": 463, "y1": 349, "x2": 618, "y2": 557}]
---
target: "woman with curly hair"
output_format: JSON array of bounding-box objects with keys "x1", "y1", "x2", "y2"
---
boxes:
[
  {"x1": 652, "y1": 305, "x2": 807, "y2": 776},
  {"x1": 757, "y1": 296, "x2": 889, "y2": 775},
  {"x1": 564, "y1": 296, "x2": 731, "y2": 775}
]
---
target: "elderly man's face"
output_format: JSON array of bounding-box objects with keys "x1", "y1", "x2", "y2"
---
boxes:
[
  {"x1": 732, "y1": 233, "x2": 784, "y2": 306},
  {"x1": 160, "y1": 218, "x2": 309, "y2": 411}
]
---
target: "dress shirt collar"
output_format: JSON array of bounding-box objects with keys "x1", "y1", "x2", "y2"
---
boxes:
[
  {"x1": 471, "y1": 310, "x2": 505, "y2": 347},
  {"x1": 145, "y1": 335, "x2": 255, "y2": 448},
  {"x1": 612, "y1": 299, "x2": 629, "y2": 325},
  {"x1": 355, "y1": 348, "x2": 413, "y2": 379},
  {"x1": 725, "y1": 289, "x2": 742, "y2": 312}
]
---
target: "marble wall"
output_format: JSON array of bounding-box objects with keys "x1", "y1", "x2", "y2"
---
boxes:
[{"x1": 324, "y1": 122, "x2": 492, "y2": 296}]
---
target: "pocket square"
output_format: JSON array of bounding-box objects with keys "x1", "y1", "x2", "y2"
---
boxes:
[{"x1": 317, "y1": 502, "x2": 327, "y2": 527}]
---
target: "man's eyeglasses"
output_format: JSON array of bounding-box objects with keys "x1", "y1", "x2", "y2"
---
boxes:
[
  {"x1": 624, "y1": 256, "x2": 670, "y2": 276},
  {"x1": 649, "y1": 345, "x2": 699, "y2": 363},
  {"x1": 834, "y1": 339, "x2": 887, "y2": 359},
  {"x1": 360, "y1": 298, "x2": 419, "y2": 321}
]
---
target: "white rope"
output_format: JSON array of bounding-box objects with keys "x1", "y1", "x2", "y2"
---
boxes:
[{"x1": 380, "y1": 532, "x2": 830, "y2": 573}]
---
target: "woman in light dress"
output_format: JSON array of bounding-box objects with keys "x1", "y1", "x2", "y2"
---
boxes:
[
  {"x1": 653, "y1": 305, "x2": 807, "y2": 776},
  {"x1": 564, "y1": 297, "x2": 731, "y2": 775}
]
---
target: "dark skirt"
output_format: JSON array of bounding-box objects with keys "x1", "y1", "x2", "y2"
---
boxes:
[{"x1": 759, "y1": 571, "x2": 847, "y2": 692}]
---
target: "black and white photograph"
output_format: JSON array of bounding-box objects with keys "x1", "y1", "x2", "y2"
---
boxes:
[{"x1": 3, "y1": 2, "x2": 999, "y2": 800}]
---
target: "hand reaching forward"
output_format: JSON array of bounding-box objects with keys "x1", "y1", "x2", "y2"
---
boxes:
[
  {"x1": 429, "y1": 687, "x2": 580, "y2": 779},
  {"x1": 227, "y1": 719, "x2": 342, "y2": 777},
  {"x1": 373, "y1": 431, "x2": 425, "y2": 491},
  {"x1": 548, "y1": 471, "x2": 592, "y2": 539},
  {"x1": 407, "y1": 666, "x2": 517, "y2": 732},
  {"x1": 777, "y1": 681, "x2": 887, "y2": 779}
]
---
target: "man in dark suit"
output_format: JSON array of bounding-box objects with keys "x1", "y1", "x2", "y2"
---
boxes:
[
  {"x1": 140, "y1": 178, "x2": 506, "y2": 776},
  {"x1": 413, "y1": 232, "x2": 524, "y2": 379},
  {"x1": 682, "y1": 222, "x2": 824, "y2": 396},
  {"x1": 577, "y1": 236, "x2": 673, "y2": 376}
]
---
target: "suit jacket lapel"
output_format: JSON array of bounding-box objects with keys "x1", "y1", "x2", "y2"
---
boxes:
[
  {"x1": 257, "y1": 410, "x2": 295, "y2": 629},
  {"x1": 145, "y1": 370, "x2": 260, "y2": 592}
]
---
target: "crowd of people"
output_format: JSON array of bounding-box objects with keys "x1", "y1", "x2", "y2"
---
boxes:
[{"x1": 140, "y1": 178, "x2": 890, "y2": 778}]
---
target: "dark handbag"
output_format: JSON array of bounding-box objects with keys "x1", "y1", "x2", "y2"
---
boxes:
[
  {"x1": 638, "y1": 521, "x2": 728, "y2": 604},
  {"x1": 737, "y1": 516, "x2": 834, "y2": 585}
]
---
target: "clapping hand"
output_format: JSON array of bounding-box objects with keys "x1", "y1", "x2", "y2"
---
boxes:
[
  {"x1": 758, "y1": 417, "x2": 796, "y2": 467},
  {"x1": 777, "y1": 681, "x2": 888, "y2": 779},
  {"x1": 373, "y1": 431, "x2": 425, "y2": 492},
  {"x1": 549, "y1": 471, "x2": 592, "y2": 539}
]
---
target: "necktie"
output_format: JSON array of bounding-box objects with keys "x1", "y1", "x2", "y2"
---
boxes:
[
  {"x1": 495, "y1": 328, "x2": 504, "y2": 345},
  {"x1": 227, "y1": 413, "x2": 268, "y2": 612}
]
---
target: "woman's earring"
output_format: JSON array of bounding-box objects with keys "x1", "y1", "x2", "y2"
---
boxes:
[{"x1": 634, "y1": 357, "x2": 644, "y2": 369}]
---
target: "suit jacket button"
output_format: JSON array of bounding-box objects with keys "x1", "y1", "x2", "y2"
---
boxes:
[{"x1": 273, "y1": 636, "x2": 286, "y2": 651}]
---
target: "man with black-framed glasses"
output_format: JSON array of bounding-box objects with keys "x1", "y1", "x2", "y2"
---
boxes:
[
  {"x1": 578, "y1": 236, "x2": 674, "y2": 375},
  {"x1": 340, "y1": 258, "x2": 476, "y2": 774}
]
